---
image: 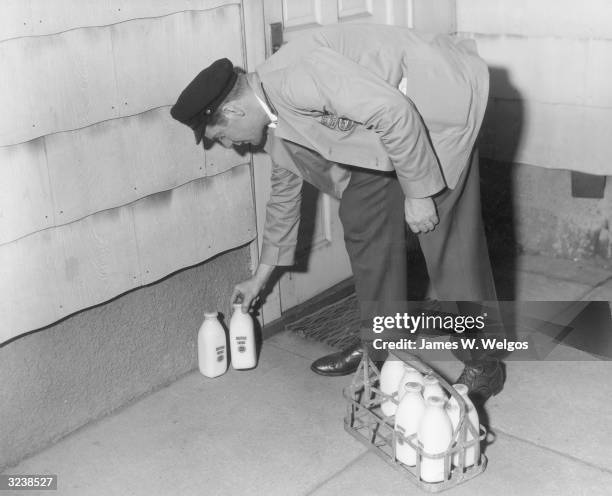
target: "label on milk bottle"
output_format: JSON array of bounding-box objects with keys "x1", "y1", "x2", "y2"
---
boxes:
[
  {"x1": 216, "y1": 345, "x2": 225, "y2": 362},
  {"x1": 235, "y1": 336, "x2": 247, "y2": 353}
]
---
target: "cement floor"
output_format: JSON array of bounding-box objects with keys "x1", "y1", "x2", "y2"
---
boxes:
[{"x1": 5, "y1": 255, "x2": 612, "y2": 495}]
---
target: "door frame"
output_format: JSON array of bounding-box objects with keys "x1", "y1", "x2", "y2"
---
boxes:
[{"x1": 242, "y1": 0, "x2": 283, "y2": 326}]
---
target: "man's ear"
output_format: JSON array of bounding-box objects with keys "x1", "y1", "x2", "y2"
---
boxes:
[{"x1": 221, "y1": 103, "x2": 246, "y2": 119}]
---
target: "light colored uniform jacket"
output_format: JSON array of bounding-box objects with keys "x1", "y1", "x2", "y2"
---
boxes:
[{"x1": 255, "y1": 25, "x2": 489, "y2": 266}]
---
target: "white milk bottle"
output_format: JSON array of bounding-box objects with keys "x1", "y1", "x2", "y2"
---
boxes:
[
  {"x1": 447, "y1": 384, "x2": 480, "y2": 468},
  {"x1": 380, "y1": 353, "x2": 406, "y2": 417},
  {"x1": 229, "y1": 303, "x2": 257, "y2": 369},
  {"x1": 198, "y1": 311, "x2": 227, "y2": 378},
  {"x1": 395, "y1": 382, "x2": 426, "y2": 466},
  {"x1": 397, "y1": 364, "x2": 425, "y2": 402},
  {"x1": 423, "y1": 374, "x2": 446, "y2": 401},
  {"x1": 418, "y1": 396, "x2": 453, "y2": 483}
]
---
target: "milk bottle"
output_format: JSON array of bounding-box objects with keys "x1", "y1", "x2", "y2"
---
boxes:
[
  {"x1": 447, "y1": 384, "x2": 480, "y2": 467},
  {"x1": 423, "y1": 374, "x2": 446, "y2": 401},
  {"x1": 198, "y1": 311, "x2": 228, "y2": 378},
  {"x1": 418, "y1": 396, "x2": 453, "y2": 483},
  {"x1": 397, "y1": 364, "x2": 424, "y2": 402},
  {"x1": 229, "y1": 303, "x2": 257, "y2": 369},
  {"x1": 379, "y1": 353, "x2": 406, "y2": 417},
  {"x1": 394, "y1": 382, "x2": 426, "y2": 466}
]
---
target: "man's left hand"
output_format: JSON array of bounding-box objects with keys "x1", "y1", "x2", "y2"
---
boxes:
[{"x1": 404, "y1": 197, "x2": 439, "y2": 233}]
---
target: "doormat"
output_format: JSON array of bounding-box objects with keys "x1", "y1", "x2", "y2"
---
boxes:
[{"x1": 284, "y1": 293, "x2": 361, "y2": 350}]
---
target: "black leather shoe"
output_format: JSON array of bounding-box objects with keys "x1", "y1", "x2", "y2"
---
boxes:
[
  {"x1": 456, "y1": 358, "x2": 505, "y2": 404},
  {"x1": 310, "y1": 343, "x2": 363, "y2": 376}
]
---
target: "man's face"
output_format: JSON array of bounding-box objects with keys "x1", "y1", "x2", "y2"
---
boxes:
[{"x1": 204, "y1": 111, "x2": 267, "y2": 149}]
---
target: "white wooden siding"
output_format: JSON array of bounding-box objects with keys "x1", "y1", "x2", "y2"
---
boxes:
[
  {"x1": 456, "y1": 0, "x2": 612, "y2": 39},
  {"x1": 0, "y1": 140, "x2": 55, "y2": 244},
  {"x1": 1, "y1": 2, "x2": 256, "y2": 343},
  {"x1": 0, "y1": 0, "x2": 240, "y2": 41},
  {"x1": 0, "y1": 7, "x2": 244, "y2": 146},
  {"x1": 0, "y1": 165, "x2": 255, "y2": 342},
  {"x1": 457, "y1": 0, "x2": 612, "y2": 175}
]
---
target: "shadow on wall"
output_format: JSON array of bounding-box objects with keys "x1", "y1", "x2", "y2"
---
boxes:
[{"x1": 479, "y1": 66, "x2": 524, "y2": 301}]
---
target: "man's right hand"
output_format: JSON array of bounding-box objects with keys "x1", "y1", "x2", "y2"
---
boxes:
[
  {"x1": 231, "y1": 278, "x2": 265, "y2": 313},
  {"x1": 231, "y1": 263, "x2": 275, "y2": 312},
  {"x1": 404, "y1": 196, "x2": 439, "y2": 234}
]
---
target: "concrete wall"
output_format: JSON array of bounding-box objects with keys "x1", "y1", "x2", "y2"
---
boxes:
[
  {"x1": 480, "y1": 159, "x2": 612, "y2": 262},
  {"x1": 456, "y1": 0, "x2": 612, "y2": 261},
  {"x1": 0, "y1": 246, "x2": 251, "y2": 471}
]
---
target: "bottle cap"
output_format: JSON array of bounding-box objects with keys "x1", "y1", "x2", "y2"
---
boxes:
[
  {"x1": 424, "y1": 374, "x2": 439, "y2": 385},
  {"x1": 203, "y1": 311, "x2": 218, "y2": 318},
  {"x1": 452, "y1": 384, "x2": 469, "y2": 396},
  {"x1": 403, "y1": 382, "x2": 423, "y2": 393}
]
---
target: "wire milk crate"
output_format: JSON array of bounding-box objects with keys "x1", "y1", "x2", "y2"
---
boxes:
[{"x1": 343, "y1": 348, "x2": 487, "y2": 492}]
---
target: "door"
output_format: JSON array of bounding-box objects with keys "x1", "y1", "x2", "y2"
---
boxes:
[{"x1": 255, "y1": 0, "x2": 416, "y2": 318}]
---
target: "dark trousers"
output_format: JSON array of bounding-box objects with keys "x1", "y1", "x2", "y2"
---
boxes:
[{"x1": 338, "y1": 151, "x2": 502, "y2": 362}]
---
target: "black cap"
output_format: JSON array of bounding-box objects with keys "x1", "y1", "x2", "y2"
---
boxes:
[{"x1": 170, "y1": 58, "x2": 238, "y2": 144}]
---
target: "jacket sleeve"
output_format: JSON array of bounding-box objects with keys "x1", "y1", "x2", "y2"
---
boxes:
[
  {"x1": 279, "y1": 47, "x2": 445, "y2": 199},
  {"x1": 259, "y1": 160, "x2": 303, "y2": 266}
]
